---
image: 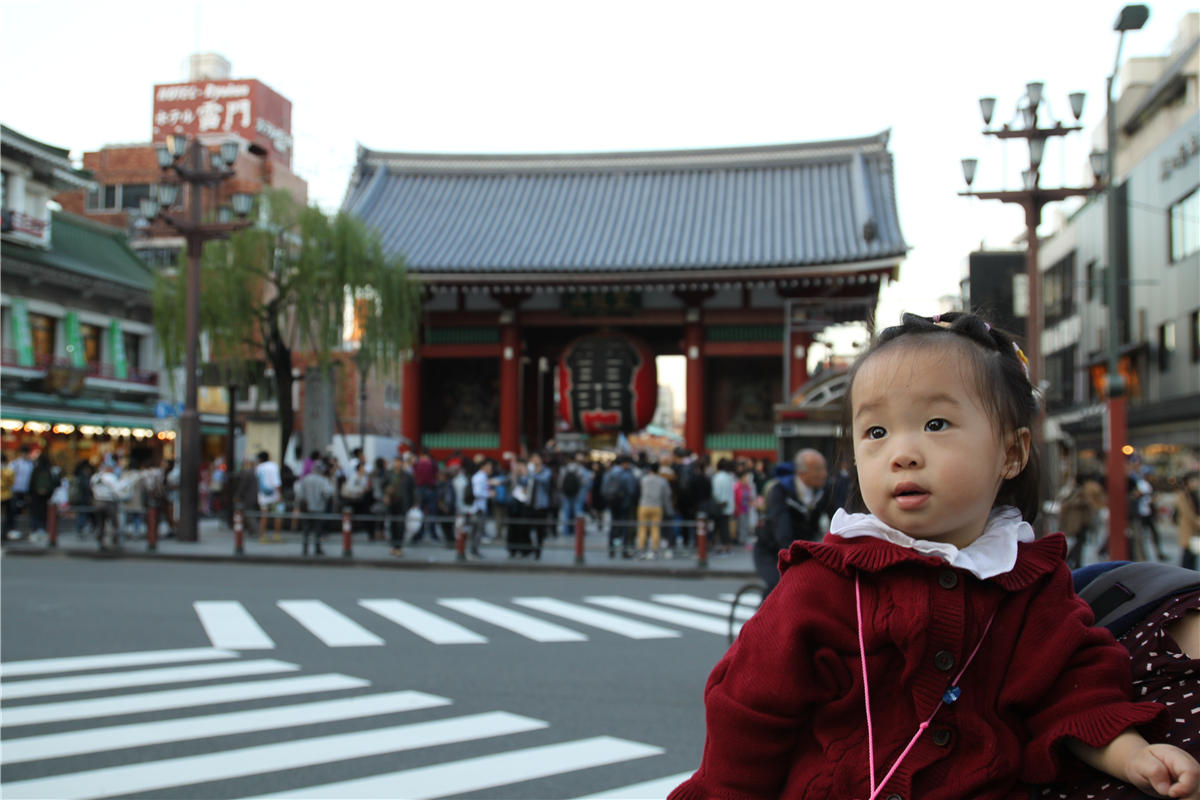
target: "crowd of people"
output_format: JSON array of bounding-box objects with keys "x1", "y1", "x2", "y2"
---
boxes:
[{"x1": 1, "y1": 438, "x2": 1196, "y2": 571}]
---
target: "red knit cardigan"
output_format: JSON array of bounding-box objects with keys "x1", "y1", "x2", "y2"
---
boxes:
[{"x1": 669, "y1": 534, "x2": 1163, "y2": 800}]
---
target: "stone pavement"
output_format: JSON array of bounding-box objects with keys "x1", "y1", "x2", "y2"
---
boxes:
[{"x1": 1, "y1": 515, "x2": 759, "y2": 579}]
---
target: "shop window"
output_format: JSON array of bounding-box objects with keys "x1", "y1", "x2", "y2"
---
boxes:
[
  {"x1": 80, "y1": 323, "x2": 101, "y2": 365},
  {"x1": 1158, "y1": 320, "x2": 1176, "y2": 372},
  {"x1": 1170, "y1": 187, "x2": 1199, "y2": 263},
  {"x1": 1192, "y1": 310, "x2": 1200, "y2": 363},
  {"x1": 122, "y1": 332, "x2": 141, "y2": 371},
  {"x1": 29, "y1": 313, "x2": 55, "y2": 364}
]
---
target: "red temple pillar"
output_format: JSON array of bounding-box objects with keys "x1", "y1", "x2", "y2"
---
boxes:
[
  {"x1": 789, "y1": 329, "x2": 812, "y2": 397},
  {"x1": 684, "y1": 316, "x2": 705, "y2": 454},
  {"x1": 500, "y1": 321, "x2": 521, "y2": 461},
  {"x1": 401, "y1": 348, "x2": 420, "y2": 450}
]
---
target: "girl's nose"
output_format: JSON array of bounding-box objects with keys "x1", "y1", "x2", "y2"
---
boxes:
[{"x1": 889, "y1": 440, "x2": 922, "y2": 470}]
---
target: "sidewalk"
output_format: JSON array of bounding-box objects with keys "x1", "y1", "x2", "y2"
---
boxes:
[{"x1": 1, "y1": 516, "x2": 759, "y2": 579}]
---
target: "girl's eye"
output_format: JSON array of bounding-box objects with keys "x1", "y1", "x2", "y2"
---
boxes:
[
  {"x1": 865, "y1": 426, "x2": 887, "y2": 440},
  {"x1": 925, "y1": 418, "x2": 949, "y2": 432}
]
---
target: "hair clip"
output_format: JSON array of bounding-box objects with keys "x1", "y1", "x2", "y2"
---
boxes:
[{"x1": 1013, "y1": 343, "x2": 1030, "y2": 380}]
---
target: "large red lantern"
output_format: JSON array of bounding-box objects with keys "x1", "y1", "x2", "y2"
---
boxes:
[{"x1": 558, "y1": 333, "x2": 658, "y2": 434}]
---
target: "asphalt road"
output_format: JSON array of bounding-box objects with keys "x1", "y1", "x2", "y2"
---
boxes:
[{"x1": 1, "y1": 557, "x2": 755, "y2": 799}]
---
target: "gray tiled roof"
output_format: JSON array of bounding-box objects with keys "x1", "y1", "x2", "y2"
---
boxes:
[{"x1": 342, "y1": 131, "x2": 907, "y2": 276}]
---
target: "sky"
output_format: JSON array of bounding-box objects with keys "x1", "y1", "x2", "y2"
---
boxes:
[{"x1": 2, "y1": 0, "x2": 1195, "y2": 373}]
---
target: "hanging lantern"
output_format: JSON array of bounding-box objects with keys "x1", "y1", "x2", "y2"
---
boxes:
[{"x1": 558, "y1": 333, "x2": 657, "y2": 434}]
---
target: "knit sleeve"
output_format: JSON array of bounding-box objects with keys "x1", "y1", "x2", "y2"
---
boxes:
[
  {"x1": 669, "y1": 561, "x2": 848, "y2": 799},
  {"x1": 1003, "y1": 565, "x2": 1164, "y2": 784}
]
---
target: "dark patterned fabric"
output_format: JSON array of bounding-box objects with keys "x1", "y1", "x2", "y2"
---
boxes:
[{"x1": 1040, "y1": 589, "x2": 1199, "y2": 799}]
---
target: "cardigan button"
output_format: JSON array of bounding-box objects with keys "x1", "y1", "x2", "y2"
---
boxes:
[
  {"x1": 932, "y1": 727, "x2": 953, "y2": 746},
  {"x1": 934, "y1": 650, "x2": 955, "y2": 671},
  {"x1": 937, "y1": 569, "x2": 958, "y2": 589},
  {"x1": 885, "y1": 794, "x2": 903, "y2": 800}
]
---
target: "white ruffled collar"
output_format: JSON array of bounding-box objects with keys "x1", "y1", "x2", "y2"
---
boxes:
[{"x1": 828, "y1": 506, "x2": 1035, "y2": 579}]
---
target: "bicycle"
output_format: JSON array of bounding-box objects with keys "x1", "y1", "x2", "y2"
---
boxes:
[{"x1": 726, "y1": 579, "x2": 766, "y2": 644}]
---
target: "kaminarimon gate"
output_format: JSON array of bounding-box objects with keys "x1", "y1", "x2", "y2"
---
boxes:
[{"x1": 342, "y1": 131, "x2": 908, "y2": 462}]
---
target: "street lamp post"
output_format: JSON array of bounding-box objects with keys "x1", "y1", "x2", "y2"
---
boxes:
[
  {"x1": 142, "y1": 134, "x2": 255, "y2": 542},
  {"x1": 1100, "y1": 4, "x2": 1149, "y2": 562},
  {"x1": 960, "y1": 84, "x2": 1096, "y2": 400}
]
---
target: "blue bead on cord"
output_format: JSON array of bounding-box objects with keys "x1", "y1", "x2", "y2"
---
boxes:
[{"x1": 942, "y1": 685, "x2": 962, "y2": 704}]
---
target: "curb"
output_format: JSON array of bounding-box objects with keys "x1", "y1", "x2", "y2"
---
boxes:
[{"x1": 0, "y1": 545, "x2": 756, "y2": 580}]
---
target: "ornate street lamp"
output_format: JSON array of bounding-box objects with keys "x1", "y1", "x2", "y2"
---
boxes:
[{"x1": 142, "y1": 134, "x2": 256, "y2": 542}]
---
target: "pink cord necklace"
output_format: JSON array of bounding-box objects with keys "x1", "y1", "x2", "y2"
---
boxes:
[{"x1": 855, "y1": 572, "x2": 997, "y2": 800}]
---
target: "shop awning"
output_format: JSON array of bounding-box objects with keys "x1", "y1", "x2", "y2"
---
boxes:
[{"x1": 0, "y1": 404, "x2": 157, "y2": 430}]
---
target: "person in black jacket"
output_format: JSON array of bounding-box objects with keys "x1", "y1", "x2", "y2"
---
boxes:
[{"x1": 754, "y1": 448, "x2": 833, "y2": 594}]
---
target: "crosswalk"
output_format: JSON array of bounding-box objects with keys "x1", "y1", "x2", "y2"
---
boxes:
[
  {"x1": 1, "y1": 647, "x2": 692, "y2": 799},
  {"x1": 191, "y1": 591, "x2": 752, "y2": 650}
]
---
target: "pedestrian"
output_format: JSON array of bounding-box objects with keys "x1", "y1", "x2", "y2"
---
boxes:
[
  {"x1": 733, "y1": 467, "x2": 758, "y2": 545},
  {"x1": 1, "y1": 453, "x2": 15, "y2": 539},
  {"x1": 467, "y1": 458, "x2": 494, "y2": 558},
  {"x1": 670, "y1": 311, "x2": 1200, "y2": 800},
  {"x1": 90, "y1": 460, "x2": 136, "y2": 550},
  {"x1": 709, "y1": 458, "x2": 735, "y2": 553},
  {"x1": 526, "y1": 453, "x2": 555, "y2": 556},
  {"x1": 636, "y1": 463, "x2": 674, "y2": 559},
  {"x1": 296, "y1": 460, "x2": 334, "y2": 556},
  {"x1": 557, "y1": 453, "x2": 590, "y2": 537},
  {"x1": 9, "y1": 445, "x2": 34, "y2": 537},
  {"x1": 254, "y1": 450, "x2": 284, "y2": 543},
  {"x1": 339, "y1": 460, "x2": 371, "y2": 536},
  {"x1": 1059, "y1": 473, "x2": 1102, "y2": 568},
  {"x1": 411, "y1": 449, "x2": 440, "y2": 542},
  {"x1": 385, "y1": 455, "x2": 415, "y2": 556},
  {"x1": 506, "y1": 458, "x2": 535, "y2": 557},
  {"x1": 755, "y1": 448, "x2": 833, "y2": 594},
  {"x1": 1175, "y1": 471, "x2": 1199, "y2": 571},
  {"x1": 1131, "y1": 468, "x2": 1165, "y2": 561},
  {"x1": 601, "y1": 454, "x2": 639, "y2": 558}
]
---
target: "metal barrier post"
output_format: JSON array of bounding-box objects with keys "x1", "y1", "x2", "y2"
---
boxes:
[
  {"x1": 233, "y1": 510, "x2": 244, "y2": 555},
  {"x1": 147, "y1": 506, "x2": 158, "y2": 552},
  {"x1": 696, "y1": 518, "x2": 709, "y2": 568},
  {"x1": 455, "y1": 520, "x2": 467, "y2": 561},
  {"x1": 342, "y1": 508, "x2": 353, "y2": 558},
  {"x1": 574, "y1": 516, "x2": 585, "y2": 565},
  {"x1": 47, "y1": 503, "x2": 58, "y2": 548}
]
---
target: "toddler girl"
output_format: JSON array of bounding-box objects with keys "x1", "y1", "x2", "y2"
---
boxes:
[{"x1": 670, "y1": 312, "x2": 1198, "y2": 800}]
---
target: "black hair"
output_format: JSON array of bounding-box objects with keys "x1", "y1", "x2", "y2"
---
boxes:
[{"x1": 838, "y1": 311, "x2": 1042, "y2": 522}]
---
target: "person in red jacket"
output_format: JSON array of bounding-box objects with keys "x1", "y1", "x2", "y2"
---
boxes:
[{"x1": 671, "y1": 312, "x2": 1199, "y2": 800}]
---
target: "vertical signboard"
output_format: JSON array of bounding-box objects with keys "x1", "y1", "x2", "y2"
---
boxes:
[
  {"x1": 10, "y1": 298, "x2": 34, "y2": 366},
  {"x1": 64, "y1": 312, "x2": 85, "y2": 367},
  {"x1": 109, "y1": 320, "x2": 128, "y2": 379}
]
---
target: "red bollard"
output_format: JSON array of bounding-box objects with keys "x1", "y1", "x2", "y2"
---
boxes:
[
  {"x1": 342, "y1": 509, "x2": 353, "y2": 558},
  {"x1": 47, "y1": 503, "x2": 58, "y2": 548},
  {"x1": 146, "y1": 506, "x2": 158, "y2": 552},
  {"x1": 696, "y1": 518, "x2": 709, "y2": 568},
  {"x1": 574, "y1": 516, "x2": 585, "y2": 565},
  {"x1": 455, "y1": 521, "x2": 467, "y2": 562},
  {"x1": 233, "y1": 510, "x2": 244, "y2": 555}
]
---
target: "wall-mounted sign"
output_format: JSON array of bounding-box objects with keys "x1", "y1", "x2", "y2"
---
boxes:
[
  {"x1": 152, "y1": 79, "x2": 294, "y2": 167},
  {"x1": 561, "y1": 290, "x2": 642, "y2": 317},
  {"x1": 557, "y1": 333, "x2": 657, "y2": 434}
]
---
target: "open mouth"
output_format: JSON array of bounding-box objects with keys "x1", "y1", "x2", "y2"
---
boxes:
[{"x1": 893, "y1": 484, "x2": 930, "y2": 509}]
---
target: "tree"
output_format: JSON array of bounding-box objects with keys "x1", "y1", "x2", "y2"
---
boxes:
[{"x1": 154, "y1": 188, "x2": 420, "y2": 462}]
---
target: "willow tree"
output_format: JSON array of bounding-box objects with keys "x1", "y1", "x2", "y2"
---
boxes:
[{"x1": 154, "y1": 188, "x2": 420, "y2": 462}]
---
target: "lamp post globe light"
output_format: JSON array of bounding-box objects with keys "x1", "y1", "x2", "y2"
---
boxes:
[
  {"x1": 959, "y1": 81, "x2": 1094, "y2": 423},
  {"x1": 143, "y1": 134, "x2": 256, "y2": 542}
]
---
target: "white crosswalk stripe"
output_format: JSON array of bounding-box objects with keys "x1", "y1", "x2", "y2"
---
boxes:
[
  {"x1": 0, "y1": 648, "x2": 689, "y2": 800},
  {"x1": 191, "y1": 592, "x2": 737, "y2": 649},
  {"x1": 584, "y1": 596, "x2": 730, "y2": 634},
  {"x1": 0, "y1": 658, "x2": 298, "y2": 700},
  {"x1": 244, "y1": 736, "x2": 666, "y2": 799},
  {"x1": 194, "y1": 600, "x2": 276, "y2": 649},
  {"x1": 359, "y1": 598, "x2": 488, "y2": 644},
  {"x1": 277, "y1": 600, "x2": 385, "y2": 646},
  {"x1": 1, "y1": 673, "x2": 369, "y2": 727},
  {"x1": 569, "y1": 770, "x2": 694, "y2": 799},
  {"x1": 0, "y1": 647, "x2": 238, "y2": 678},
  {"x1": 438, "y1": 598, "x2": 590, "y2": 642}
]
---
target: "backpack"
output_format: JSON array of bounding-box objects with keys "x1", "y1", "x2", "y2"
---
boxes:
[
  {"x1": 462, "y1": 476, "x2": 476, "y2": 506},
  {"x1": 561, "y1": 467, "x2": 582, "y2": 499},
  {"x1": 601, "y1": 468, "x2": 628, "y2": 511},
  {"x1": 31, "y1": 466, "x2": 54, "y2": 496}
]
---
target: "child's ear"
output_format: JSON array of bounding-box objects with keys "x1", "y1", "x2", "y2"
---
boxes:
[{"x1": 1003, "y1": 427, "x2": 1032, "y2": 479}]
